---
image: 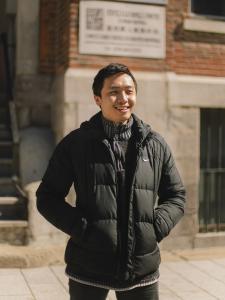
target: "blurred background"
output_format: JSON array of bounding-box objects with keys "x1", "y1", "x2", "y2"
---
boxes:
[{"x1": 0, "y1": 0, "x2": 225, "y2": 252}]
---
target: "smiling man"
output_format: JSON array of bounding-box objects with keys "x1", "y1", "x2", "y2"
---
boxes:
[
  {"x1": 36, "y1": 63, "x2": 185, "y2": 300},
  {"x1": 94, "y1": 70, "x2": 136, "y2": 123}
]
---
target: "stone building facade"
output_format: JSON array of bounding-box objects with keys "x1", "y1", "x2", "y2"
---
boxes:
[{"x1": 1, "y1": 0, "x2": 225, "y2": 249}]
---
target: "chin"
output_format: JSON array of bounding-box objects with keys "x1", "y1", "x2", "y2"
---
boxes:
[{"x1": 117, "y1": 115, "x2": 131, "y2": 124}]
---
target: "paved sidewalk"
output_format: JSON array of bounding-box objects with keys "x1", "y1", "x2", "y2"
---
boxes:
[{"x1": 1, "y1": 248, "x2": 225, "y2": 299}]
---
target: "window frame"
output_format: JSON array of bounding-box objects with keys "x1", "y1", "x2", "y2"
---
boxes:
[
  {"x1": 189, "y1": 0, "x2": 225, "y2": 21},
  {"x1": 115, "y1": 0, "x2": 167, "y2": 4},
  {"x1": 199, "y1": 108, "x2": 225, "y2": 233}
]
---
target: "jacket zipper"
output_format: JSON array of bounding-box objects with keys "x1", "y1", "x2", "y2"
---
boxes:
[
  {"x1": 127, "y1": 144, "x2": 142, "y2": 278},
  {"x1": 102, "y1": 140, "x2": 121, "y2": 278}
]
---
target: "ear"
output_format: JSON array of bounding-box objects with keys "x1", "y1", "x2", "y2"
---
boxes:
[{"x1": 94, "y1": 95, "x2": 102, "y2": 108}]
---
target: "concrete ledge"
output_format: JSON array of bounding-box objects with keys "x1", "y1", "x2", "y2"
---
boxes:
[
  {"x1": 194, "y1": 232, "x2": 225, "y2": 248},
  {"x1": 172, "y1": 246, "x2": 225, "y2": 261},
  {"x1": 0, "y1": 244, "x2": 65, "y2": 268},
  {"x1": 0, "y1": 220, "x2": 28, "y2": 228},
  {"x1": 167, "y1": 72, "x2": 225, "y2": 108},
  {"x1": 184, "y1": 17, "x2": 225, "y2": 34},
  {"x1": 0, "y1": 197, "x2": 19, "y2": 205},
  {"x1": 0, "y1": 221, "x2": 28, "y2": 245},
  {"x1": 1, "y1": 244, "x2": 225, "y2": 268}
]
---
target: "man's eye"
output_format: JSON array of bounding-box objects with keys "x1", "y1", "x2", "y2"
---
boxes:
[
  {"x1": 109, "y1": 91, "x2": 117, "y2": 95},
  {"x1": 127, "y1": 90, "x2": 134, "y2": 94}
]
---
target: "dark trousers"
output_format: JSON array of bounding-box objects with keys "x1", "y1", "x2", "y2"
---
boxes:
[{"x1": 69, "y1": 279, "x2": 159, "y2": 300}]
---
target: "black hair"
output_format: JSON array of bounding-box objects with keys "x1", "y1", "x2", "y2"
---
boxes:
[{"x1": 92, "y1": 63, "x2": 137, "y2": 96}]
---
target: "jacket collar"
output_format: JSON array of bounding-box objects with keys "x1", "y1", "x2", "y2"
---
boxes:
[{"x1": 80, "y1": 111, "x2": 152, "y2": 146}]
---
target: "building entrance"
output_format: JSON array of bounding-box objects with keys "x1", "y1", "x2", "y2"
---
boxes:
[{"x1": 199, "y1": 108, "x2": 225, "y2": 232}]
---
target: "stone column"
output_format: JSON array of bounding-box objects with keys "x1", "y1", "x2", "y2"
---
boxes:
[
  {"x1": 16, "y1": 0, "x2": 39, "y2": 75},
  {"x1": 161, "y1": 107, "x2": 200, "y2": 250},
  {"x1": 25, "y1": 181, "x2": 68, "y2": 245}
]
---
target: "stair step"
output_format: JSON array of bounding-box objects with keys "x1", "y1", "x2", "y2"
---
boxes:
[
  {"x1": 0, "y1": 141, "x2": 13, "y2": 158},
  {"x1": 0, "y1": 197, "x2": 27, "y2": 220},
  {"x1": 0, "y1": 158, "x2": 14, "y2": 177},
  {"x1": 0, "y1": 107, "x2": 10, "y2": 124},
  {"x1": 0, "y1": 124, "x2": 9, "y2": 129},
  {"x1": 0, "y1": 177, "x2": 12, "y2": 184},
  {"x1": 0, "y1": 220, "x2": 28, "y2": 245},
  {"x1": 0, "y1": 102, "x2": 8, "y2": 108},
  {"x1": 0, "y1": 128, "x2": 11, "y2": 140},
  {"x1": 0, "y1": 104, "x2": 11, "y2": 139},
  {"x1": 0, "y1": 158, "x2": 13, "y2": 163},
  {"x1": 0, "y1": 220, "x2": 28, "y2": 227},
  {"x1": 0, "y1": 196, "x2": 18, "y2": 205},
  {"x1": 0, "y1": 92, "x2": 7, "y2": 100},
  {"x1": 0, "y1": 177, "x2": 17, "y2": 196},
  {"x1": 0, "y1": 141, "x2": 12, "y2": 145}
]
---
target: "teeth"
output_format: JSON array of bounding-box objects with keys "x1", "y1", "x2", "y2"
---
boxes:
[{"x1": 115, "y1": 107, "x2": 129, "y2": 110}]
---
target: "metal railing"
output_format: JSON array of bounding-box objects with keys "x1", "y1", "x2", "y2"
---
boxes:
[
  {"x1": 199, "y1": 168, "x2": 225, "y2": 232},
  {"x1": 1, "y1": 32, "x2": 20, "y2": 176}
]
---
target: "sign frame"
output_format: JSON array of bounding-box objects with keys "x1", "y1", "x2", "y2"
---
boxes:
[
  {"x1": 80, "y1": 0, "x2": 168, "y2": 5},
  {"x1": 79, "y1": 0, "x2": 166, "y2": 59}
]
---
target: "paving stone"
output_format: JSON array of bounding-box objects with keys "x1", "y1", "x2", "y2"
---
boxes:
[
  {"x1": 175, "y1": 291, "x2": 217, "y2": 300},
  {"x1": 21, "y1": 267, "x2": 68, "y2": 300},
  {"x1": 190, "y1": 260, "x2": 225, "y2": 284},
  {"x1": 160, "y1": 293, "x2": 182, "y2": 300},
  {"x1": 165, "y1": 261, "x2": 225, "y2": 300},
  {"x1": 50, "y1": 265, "x2": 68, "y2": 291},
  {"x1": 160, "y1": 264, "x2": 203, "y2": 295},
  {"x1": 212, "y1": 258, "x2": 225, "y2": 268},
  {"x1": 2, "y1": 252, "x2": 225, "y2": 299},
  {"x1": 0, "y1": 269, "x2": 31, "y2": 296}
]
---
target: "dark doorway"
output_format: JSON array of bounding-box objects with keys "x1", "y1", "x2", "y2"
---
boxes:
[{"x1": 199, "y1": 108, "x2": 225, "y2": 232}]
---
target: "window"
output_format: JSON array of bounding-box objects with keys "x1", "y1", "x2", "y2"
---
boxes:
[
  {"x1": 105, "y1": 0, "x2": 167, "y2": 4},
  {"x1": 199, "y1": 109, "x2": 225, "y2": 232},
  {"x1": 191, "y1": 0, "x2": 225, "y2": 19}
]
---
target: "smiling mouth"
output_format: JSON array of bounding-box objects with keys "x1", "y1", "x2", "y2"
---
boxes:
[{"x1": 114, "y1": 106, "x2": 130, "y2": 112}]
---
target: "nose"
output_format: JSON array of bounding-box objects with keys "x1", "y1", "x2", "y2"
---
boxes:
[{"x1": 117, "y1": 91, "x2": 128, "y2": 104}]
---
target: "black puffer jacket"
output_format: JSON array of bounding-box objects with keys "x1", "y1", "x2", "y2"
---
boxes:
[{"x1": 36, "y1": 112, "x2": 185, "y2": 285}]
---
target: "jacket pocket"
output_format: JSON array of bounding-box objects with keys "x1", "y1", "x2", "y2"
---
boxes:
[
  {"x1": 153, "y1": 209, "x2": 170, "y2": 242},
  {"x1": 70, "y1": 217, "x2": 88, "y2": 244},
  {"x1": 133, "y1": 245, "x2": 161, "y2": 277},
  {"x1": 134, "y1": 222, "x2": 158, "y2": 255}
]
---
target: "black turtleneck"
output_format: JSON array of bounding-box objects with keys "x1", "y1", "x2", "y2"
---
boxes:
[{"x1": 101, "y1": 115, "x2": 133, "y2": 170}]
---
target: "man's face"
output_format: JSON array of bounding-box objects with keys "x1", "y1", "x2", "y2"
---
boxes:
[{"x1": 94, "y1": 73, "x2": 136, "y2": 124}]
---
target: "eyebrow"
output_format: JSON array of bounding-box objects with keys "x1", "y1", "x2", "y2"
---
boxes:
[{"x1": 109, "y1": 85, "x2": 135, "y2": 90}]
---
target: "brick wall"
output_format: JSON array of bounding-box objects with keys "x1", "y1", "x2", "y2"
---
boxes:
[
  {"x1": 167, "y1": 0, "x2": 225, "y2": 77},
  {"x1": 39, "y1": 0, "x2": 225, "y2": 76},
  {"x1": 67, "y1": 0, "x2": 166, "y2": 72},
  {"x1": 39, "y1": 0, "x2": 70, "y2": 73}
]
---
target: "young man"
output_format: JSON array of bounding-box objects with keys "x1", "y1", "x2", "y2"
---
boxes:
[{"x1": 36, "y1": 63, "x2": 185, "y2": 300}]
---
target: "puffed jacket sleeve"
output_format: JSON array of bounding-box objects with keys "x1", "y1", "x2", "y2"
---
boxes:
[
  {"x1": 153, "y1": 140, "x2": 186, "y2": 242},
  {"x1": 36, "y1": 136, "x2": 87, "y2": 237}
]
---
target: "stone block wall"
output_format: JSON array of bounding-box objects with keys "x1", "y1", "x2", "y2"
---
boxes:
[
  {"x1": 16, "y1": 0, "x2": 52, "y2": 128},
  {"x1": 161, "y1": 107, "x2": 200, "y2": 249},
  {"x1": 15, "y1": 74, "x2": 52, "y2": 128}
]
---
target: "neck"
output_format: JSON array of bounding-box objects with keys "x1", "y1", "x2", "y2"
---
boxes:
[
  {"x1": 102, "y1": 116, "x2": 128, "y2": 125},
  {"x1": 101, "y1": 114, "x2": 133, "y2": 140}
]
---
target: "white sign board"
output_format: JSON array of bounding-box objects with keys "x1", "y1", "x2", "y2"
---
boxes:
[
  {"x1": 113, "y1": 0, "x2": 167, "y2": 4},
  {"x1": 79, "y1": 1, "x2": 166, "y2": 59}
]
